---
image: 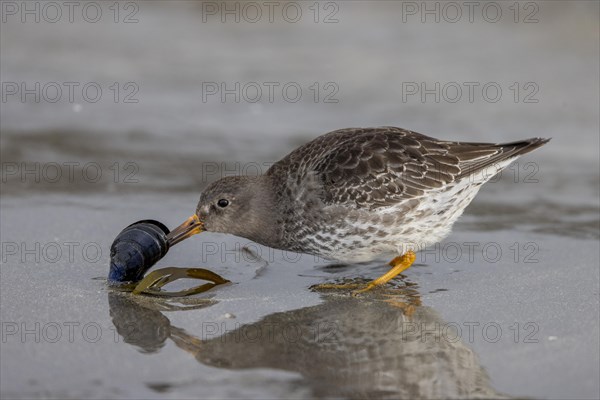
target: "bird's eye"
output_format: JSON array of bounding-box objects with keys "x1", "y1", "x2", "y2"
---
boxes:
[{"x1": 217, "y1": 199, "x2": 229, "y2": 208}]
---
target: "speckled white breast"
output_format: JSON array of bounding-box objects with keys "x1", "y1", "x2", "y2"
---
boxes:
[{"x1": 302, "y1": 158, "x2": 516, "y2": 263}]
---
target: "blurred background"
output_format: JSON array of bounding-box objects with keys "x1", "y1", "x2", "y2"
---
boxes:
[
  {"x1": 1, "y1": 1, "x2": 599, "y2": 399},
  {"x1": 2, "y1": 1, "x2": 598, "y2": 196}
]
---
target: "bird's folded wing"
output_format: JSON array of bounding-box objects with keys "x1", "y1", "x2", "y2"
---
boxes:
[{"x1": 269, "y1": 127, "x2": 532, "y2": 210}]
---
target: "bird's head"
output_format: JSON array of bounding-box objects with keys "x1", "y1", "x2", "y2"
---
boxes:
[{"x1": 166, "y1": 175, "x2": 276, "y2": 246}]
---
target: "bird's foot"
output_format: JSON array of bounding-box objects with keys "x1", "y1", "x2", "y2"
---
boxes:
[
  {"x1": 354, "y1": 250, "x2": 416, "y2": 295},
  {"x1": 351, "y1": 282, "x2": 381, "y2": 295},
  {"x1": 311, "y1": 251, "x2": 417, "y2": 296},
  {"x1": 310, "y1": 281, "x2": 364, "y2": 291},
  {"x1": 309, "y1": 279, "x2": 396, "y2": 295}
]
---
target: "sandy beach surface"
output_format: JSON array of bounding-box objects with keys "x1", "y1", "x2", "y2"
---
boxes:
[{"x1": 1, "y1": 2, "x2": 599, "y2": 399}]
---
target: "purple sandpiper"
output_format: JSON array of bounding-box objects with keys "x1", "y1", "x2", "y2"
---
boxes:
[{"x1": 167, "y1": 127, "x2": 549, "y2": 293}]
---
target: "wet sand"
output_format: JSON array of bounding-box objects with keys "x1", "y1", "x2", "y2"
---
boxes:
[
  {"x1": 1, "y1": 2, "x2": 599, "y2": 399},
  {"x1": 1, "y1": 178, "x2": 598, "y2": 399}
]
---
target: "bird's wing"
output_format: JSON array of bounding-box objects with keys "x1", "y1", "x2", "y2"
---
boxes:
[
  {"x1": 308, "y1": 127, "x2": 461, "y2": 209},
  {"x1": 268, "y1": 127, "x2": 545, "y2": 210}
]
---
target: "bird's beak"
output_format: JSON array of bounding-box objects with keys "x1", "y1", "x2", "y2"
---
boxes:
[{"x1": 167, "y1": 214, "x2": 204, "y2": 246}]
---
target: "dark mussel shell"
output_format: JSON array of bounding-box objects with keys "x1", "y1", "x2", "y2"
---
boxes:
[{"x1": 108, "y1": 220, "x2": 170, "y2": 285}]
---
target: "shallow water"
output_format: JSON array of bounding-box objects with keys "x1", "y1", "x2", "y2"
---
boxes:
[{"x1": 1, "y1": 2, "x2": 599, "y2": 399}]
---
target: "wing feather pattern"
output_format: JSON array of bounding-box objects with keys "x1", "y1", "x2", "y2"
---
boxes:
[{"x1": 267, "y1": 127, "x2": 549, "y2": 210}]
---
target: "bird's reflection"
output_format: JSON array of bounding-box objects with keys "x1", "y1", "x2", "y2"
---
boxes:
[{"x1": 108, "y1": 284, "x2": 505, "y2": 399}]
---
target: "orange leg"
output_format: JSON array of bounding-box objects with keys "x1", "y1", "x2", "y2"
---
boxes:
[
  {"x1": 352, "y1": 250, "x2": 416, "y2": 295},
  {"x1": 311, "y1": 250, "x2": 417, "y2": 294}
]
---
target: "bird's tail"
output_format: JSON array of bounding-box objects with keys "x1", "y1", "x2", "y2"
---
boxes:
[
  {"x1": 453, "y1": 137, "x2": 550, "y2": 180},
  {"x1": 497, "y1": 137, "x2": 551, "y2": 157}
]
